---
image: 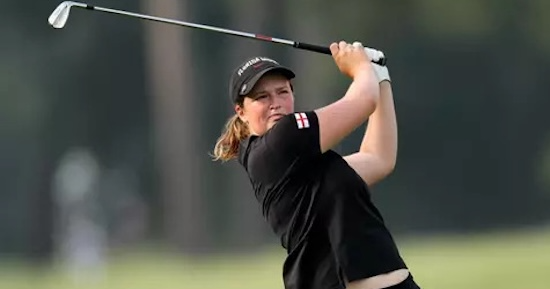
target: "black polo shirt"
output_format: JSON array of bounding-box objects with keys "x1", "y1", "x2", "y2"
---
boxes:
[{"x1": 238, "y1": 111, "x2": 411, "y2": 289}]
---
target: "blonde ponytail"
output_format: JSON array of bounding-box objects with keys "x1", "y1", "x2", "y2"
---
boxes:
[{"x1": 212, "y1": 114, "x2": 250, "y2": 162}]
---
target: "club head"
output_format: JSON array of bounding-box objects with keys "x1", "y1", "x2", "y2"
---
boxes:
[{"x1": 48, "y1": 1, "x2": 87, "y2": 29}]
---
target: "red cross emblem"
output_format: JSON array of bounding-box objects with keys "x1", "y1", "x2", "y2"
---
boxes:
[{"x1": 294, "y1": 113, "x2": 309, "y2": 129}]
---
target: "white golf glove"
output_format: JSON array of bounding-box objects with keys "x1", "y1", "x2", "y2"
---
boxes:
[{"x1": 364, "y1": 47, "x2": 391, "y2": 83}]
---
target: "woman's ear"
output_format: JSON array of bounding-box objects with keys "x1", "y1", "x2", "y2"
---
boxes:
[{"x1": 235, "y1": 104, "x2": 246, "y2": 122}]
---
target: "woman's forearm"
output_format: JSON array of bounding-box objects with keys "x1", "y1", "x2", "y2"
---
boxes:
[{"x1": 358, "y1": 81, "x2": 398, "y2": 169}]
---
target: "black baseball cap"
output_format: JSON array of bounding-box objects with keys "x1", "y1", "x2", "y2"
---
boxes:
[{"x1": 229, "y1": 56, "x2": 295, "y2": 104}]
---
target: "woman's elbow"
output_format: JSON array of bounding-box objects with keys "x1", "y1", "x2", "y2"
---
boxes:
[
  {"x1": 363, "y1": 156, "x2": 396, "y2": 185},
  {"x1": 379, "y1": 158, "x2": 396, "y2": 178}
]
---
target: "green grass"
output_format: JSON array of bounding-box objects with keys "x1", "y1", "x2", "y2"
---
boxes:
[{"x1": 1, "y1": 227, "x2": 549, "y2": 289}]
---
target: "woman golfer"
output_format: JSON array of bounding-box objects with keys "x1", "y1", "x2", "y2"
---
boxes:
[{"x1": 213, "y1": 41, "x2": 421, "y2": 289}]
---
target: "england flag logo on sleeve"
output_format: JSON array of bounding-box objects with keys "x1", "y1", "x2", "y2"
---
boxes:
[{"x1": 294, "y1": 112, "x2": 310, "y2": 129}]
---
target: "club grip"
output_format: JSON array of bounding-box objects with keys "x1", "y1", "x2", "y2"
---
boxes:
[
  {"x1": 293, "y1": 42, "x2": 387, "y2": 66},
  {"x1": 294, "y1": 42, "x2": 332, "y2": 55}
]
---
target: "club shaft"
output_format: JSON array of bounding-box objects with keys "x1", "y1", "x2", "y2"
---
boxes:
[
  {"x1": 74, "y1": 3, "x2": 386, "y2": 65},
  {"x1": 89, "y1": 5, "x2": 295, "y2": 44}
]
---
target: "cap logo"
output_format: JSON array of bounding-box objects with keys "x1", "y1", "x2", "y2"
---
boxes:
[
  {"x1": 240, "y1": 84, "x2": 247, "y2": 94},
  {"x1": 237, "y1": 57, "x2": 278, "y2": 76}
]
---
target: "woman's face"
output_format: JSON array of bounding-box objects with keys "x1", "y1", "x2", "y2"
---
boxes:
[{"x1": 236, "y1": 73, "x2": 295, "y2": 136}]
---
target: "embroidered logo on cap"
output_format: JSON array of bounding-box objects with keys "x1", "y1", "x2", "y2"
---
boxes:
[{"x1": 237, "y1": 57, "x2": 279, "y2": 76}]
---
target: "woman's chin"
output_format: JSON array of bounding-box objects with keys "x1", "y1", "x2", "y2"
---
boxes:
[{"x1": 267, "y1": 119, "x2": 280, "y2": 129}]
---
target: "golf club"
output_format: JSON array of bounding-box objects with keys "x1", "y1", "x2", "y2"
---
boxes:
[{"x1": 48, "y1": 1, "x2": 387, "y2": 65}]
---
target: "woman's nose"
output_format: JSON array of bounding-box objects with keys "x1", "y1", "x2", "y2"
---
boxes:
[
  {"x1": 269, "y1": 102, "x2": 281, "y2": 110},
  {"x1": 268, "y1": 95, "x2": 281, "y2": 109}
]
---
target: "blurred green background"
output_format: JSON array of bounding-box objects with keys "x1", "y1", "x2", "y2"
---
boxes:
[{"x1": 2, "y1": 0, "x2": 550, "y2": 288}]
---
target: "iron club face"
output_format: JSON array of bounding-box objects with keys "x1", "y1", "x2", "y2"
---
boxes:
[{"x1": 48, "y1": 1, "x2": 88, "y2": 29}]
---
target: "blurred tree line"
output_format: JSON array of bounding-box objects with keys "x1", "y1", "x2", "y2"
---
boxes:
[{"x1": 1, "y1": 0, "x2": 549, "y2": 261}]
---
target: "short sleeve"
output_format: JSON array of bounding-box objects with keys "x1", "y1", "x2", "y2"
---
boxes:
[{"x1": 262, "y1": 111, "x2": 321, "y2": 160}]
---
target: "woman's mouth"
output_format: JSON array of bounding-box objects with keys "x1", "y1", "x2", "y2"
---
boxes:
[{"x1": 269, "y1": 113, "x2": 284, "y2": 121}]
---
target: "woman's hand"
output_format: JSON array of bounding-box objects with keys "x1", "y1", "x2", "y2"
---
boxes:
[{"x1": 330, "y1": 41, "x2": 372, "y2": 79}]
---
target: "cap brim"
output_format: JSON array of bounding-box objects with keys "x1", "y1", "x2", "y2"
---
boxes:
[{"x1": 240, "y1": 66, "x2": 295, "y2": 96}]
